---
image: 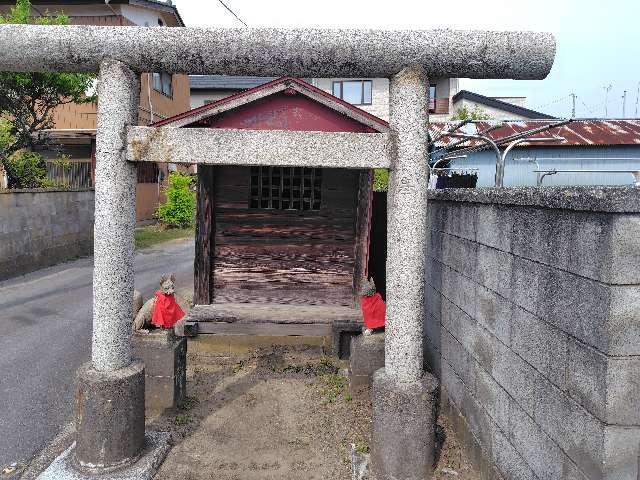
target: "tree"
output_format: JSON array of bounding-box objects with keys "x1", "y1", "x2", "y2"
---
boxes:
[
  {"x1": 157, "y1": 172, "x2": 196, "y2": 228},
  {"x1": 450, "y1": 105, "x2": 491, "y2": 121},
  {"x1": 0, "y1": 0, "x2": 95, "y2": 187}
]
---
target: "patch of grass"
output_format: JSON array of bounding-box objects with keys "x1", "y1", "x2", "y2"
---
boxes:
[
  {"x1": 319, "y1": 373, "x2": 348, "y2": 403},
  {"x1": 135, "y1": 225, "x2": 193, "y2": 249},
  {"x1": 174, "y1": 412, "x2": 190, "y2": 426},
  {"x1": 180, "y1": 395, "x2": 199, "y2": 411},
  {"x1": 231, "y1": 361, "x2": 246, "y2": 375},
  {"x1": 344, "y1": 392, "x2": 353, "y2": 402},
  {"x1": 354, "y1": 439, "x2": 371, "y2": 455}
]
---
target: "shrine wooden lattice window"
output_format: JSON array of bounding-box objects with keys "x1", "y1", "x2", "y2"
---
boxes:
[{"x1": 250, "y1": 166, "x2": 322, "y2": 211}]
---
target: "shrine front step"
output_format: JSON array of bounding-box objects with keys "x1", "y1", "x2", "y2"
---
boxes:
[{"x1": 184, "y1": 302, "x2": 363, "y2": 357}]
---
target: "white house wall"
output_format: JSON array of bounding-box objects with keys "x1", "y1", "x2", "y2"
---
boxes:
[
  {"x1": 312, "y1": 77, "x2": 454, "y2": 121},
  {"x1": 452, "y1": 98, "x2": 533, "y2": 121},
  {"x1": 190, "y1": 89, "x2": 240, "y2": 109},
  {"x1": 120, "y1": 5, "x2": 180, "y2": 27},
  {"x1": 449, "y1": 145, "x2": 640, "y2": 186}
]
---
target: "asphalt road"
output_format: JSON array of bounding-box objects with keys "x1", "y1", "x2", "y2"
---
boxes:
[{"x1": 0, "y1": 238, "x2": 194, "y2": 468}]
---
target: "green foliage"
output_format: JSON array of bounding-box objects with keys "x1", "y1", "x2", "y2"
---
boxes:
[
  {"x1": 373, "y1": 168, "x2": 389, "y2": 192},
  {"x1": 0, "y1": 116, "x2": 16, "y2": 156},
  {"x1": 156, "y1": 172, "x2": 196, "y2": 228},
  {"x1": 3, "y1": 148, "x2": 48, "y2": 188},
  {"x1": 0, "y1": 0, "x2": 95, "y2": 156},
  {"x1": 450, "y1": 105, "x2": 491, "y2": 121}
]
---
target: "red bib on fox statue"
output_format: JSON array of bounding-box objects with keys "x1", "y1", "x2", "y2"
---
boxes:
[
  {"x1": 360, "y1": 277, "x2": 386, "y2": 330},
  {"x1": 151, "y1": 291, "x2": 185, "y2": 329}
]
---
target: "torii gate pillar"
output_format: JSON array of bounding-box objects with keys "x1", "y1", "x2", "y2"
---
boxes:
[{"x1": 371, "y1": 67, "x2": 439, "y2": 479}]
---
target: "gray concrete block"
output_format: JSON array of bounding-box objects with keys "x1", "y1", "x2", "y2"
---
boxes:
[
  {"x1": 439, "y1": 232, "x2": 478, "y2": 280},
  {"x1": 605, "y1": 355, "x2": 640, "y2": 425},
  {"x1": 475, "y1": 204, "x2": 513, "y2": 253},
  {"x1": 441, "y1": 329, "x2": 474, "y2": 389},
  {"x1": 441, "y1": 359, "x2": 465, "y2": 409},
  {"x1": 132, "y1": 332, "x2": 187, "y2": 410},
  {"x1": 603, "y1": 426, "x2": 640, "y2": 480},
  {"x1": 441, "y1": 202, "x2": 478, "y2": 242},
  {"x1": 424, "y1": 284, "x2": 443, "y2": 327},
  {"x1": 565, "y1": 337, "x2": 607, "y2": 424},
  {"x1": 349, "y1": 332, "x2": 385, "y2": 391},
  {"x1": 473, "y1": 361, "x2": 510, "y2": 431},
  {"x1": 475, "y1": 284, "x2": 513, "y2": 347},
  {"x1": 607, "y1": 215, "x2": 640, "y2": 285},
  {"x1": 510, "y1": 306, "x2": 568, "y2": 389},
  {"x1": 440, "y1": 264, "x2": 477, "y2": 320},
  {"x1": 533, "y1": 371, "x2": 603, "y2": 479},
  {"x1": 461, "y1": 385, "x2": 494, "y2": 460},
  {"x1": 606, "y1": 285, "x2": 640, "y2": 355},
  {"x1": 426, "y1": 257, "x2": 444, "y2": 293},
  {"x1": 476, "y1": 243, "x2": 514, "y2": 296},
  {"x1": 562, "y1": 458, "x2": 591, "y2": 480},
  {"x1": 508, "y1": 398, "x2": 565, "y2": 480},
  {"x1": 491, "y1": 425, "x2": 537, "y2": 480},
  {"x1": 491, "y1": 340, "x2": 537, "y2": 416}
]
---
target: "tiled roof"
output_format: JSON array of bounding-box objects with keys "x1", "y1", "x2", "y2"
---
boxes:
[{"x1": 189, "y1": 75, "x2": 277, "y2": 90}]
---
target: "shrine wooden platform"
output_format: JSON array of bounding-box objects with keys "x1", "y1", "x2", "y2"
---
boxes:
[{"x1": 184, "y1": 302, "x2": 363, "y2": 357}]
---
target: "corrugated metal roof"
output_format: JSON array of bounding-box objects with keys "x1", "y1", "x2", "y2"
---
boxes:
[
  {"x1": 189, "y1": 75, "x2": 277, "y2": 90},
  {"x1": 430, "y1": 119, "x2": 640, "y2": 149}
]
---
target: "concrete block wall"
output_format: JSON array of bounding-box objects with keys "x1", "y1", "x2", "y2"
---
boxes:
[
  {"x1": 424, "y1": 187, "x2": 640, "y2": 480},
  {"x1": 0, "y1": 189, "x2": 94, "y2": 281}
]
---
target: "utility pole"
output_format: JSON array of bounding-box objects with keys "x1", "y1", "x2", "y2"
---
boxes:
[
  {"x1": 603, "y1": 84, "x2": 612, "y2": 117},
  {"x1": 622, "y1": 90, "x2": 627, "y2": 118},
  {"x1": 635, "y1": 82, "x2": 639, "y2": 117},
  {"x1": 570, "y1": 92, "x2": 576, "y2": 118}
]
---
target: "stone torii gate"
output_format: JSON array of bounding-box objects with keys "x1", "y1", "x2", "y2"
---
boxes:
[{"x1": 0, "y1": 25, "x2": 555, "y2": 479}]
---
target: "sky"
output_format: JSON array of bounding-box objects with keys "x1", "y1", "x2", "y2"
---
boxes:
[{"x1": 173, "y1": 0, "x2": 640, "y2": 119}]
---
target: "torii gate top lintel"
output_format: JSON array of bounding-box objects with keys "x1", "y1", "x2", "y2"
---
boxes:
[{"x1": 0, "y1": 25, "x2": 555, "y2": 80}]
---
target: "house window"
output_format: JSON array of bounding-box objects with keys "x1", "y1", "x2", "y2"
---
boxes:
[
  {"x1": 429, "y1": 85, "x2": 436, "y2": 111},
  {"x1": 152, "y1": 72, "x2": 172, "y2": 97},
  {"x1": 332, "y1": 80, "x2": 372, "y2": 105},
  {"x1": 250, "y1": 166, "x2": 322, "y2": 211}
]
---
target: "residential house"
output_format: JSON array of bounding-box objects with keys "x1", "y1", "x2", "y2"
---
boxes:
[
  {"x1": 430, "y1": 119, "x2": 640, "y2": 186},
  {"x1": 0, "y1": 0, "x2": 190, "y2": 219},
  {"x1": 450, "y1": 90, "x2": 556, "y2": 120},
  {"x1": 190, "y1": 76, "x2": 557, "y2": 123}
]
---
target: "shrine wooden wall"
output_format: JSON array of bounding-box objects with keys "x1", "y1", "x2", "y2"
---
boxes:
[{"x1": 194, "y1": 165, "x2": 371, "y2": 307}]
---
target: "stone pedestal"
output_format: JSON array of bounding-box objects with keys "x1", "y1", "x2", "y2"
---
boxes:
[
  {"x1": 371, "y1": 368, "x2": 439, "y2": 480},
  {"x1": 349, "y1": 332, "x2": 385, "y2": 392},
  {"x1": 74, "y1": 361, "x2": 145, "y2": 471},
  {"x1": 133, "y1": 329, "x2": 187, "y2": 410}
]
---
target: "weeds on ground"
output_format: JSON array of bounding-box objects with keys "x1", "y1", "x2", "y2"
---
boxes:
[
  {"x1": 319, "y1": 373, "x2": 348, "y2": 403},
  {"x1": 354, "y1": 438, "x2": 371, "y2": 454},
  {"x1": 174, "y1": 413, "x2": 190, "y2": 426},
  {"x1": 231, "y1": 361, "x2": 246, "y2": 375},
  {"x1": 181, "y1": 395, "x2": 199, "y2": 411}
]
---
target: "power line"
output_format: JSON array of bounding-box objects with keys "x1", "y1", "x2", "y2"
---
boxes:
[
  {"x1": 531, "y1": 94, "x2": 571, "y2": 111},
  {"x1": 217, "y1": 0, "x2": 248, "y2": 27}
]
